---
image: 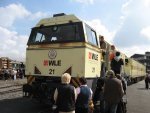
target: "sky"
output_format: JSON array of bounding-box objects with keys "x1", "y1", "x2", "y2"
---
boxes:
[{"x1": 0, "y1": 0, "x2": 150, "y2": 61}]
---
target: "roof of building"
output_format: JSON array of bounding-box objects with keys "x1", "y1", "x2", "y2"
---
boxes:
[
  {"x1": 131, "y1": 54, "x2": 144, "y2": 58},
  {"x1": 0, "y1": 57, "x2": 11, "y2": 60}
]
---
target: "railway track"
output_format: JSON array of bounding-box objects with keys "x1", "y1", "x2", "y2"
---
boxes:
[
  {"x1": 0, "y1": 84, "x2": 23, "y2": 89},
  {"x1": 0, "y1": 87, "x2": 22, "y2": 95},
  {"x1": 0, "y1": 82, "x2": 24, "y2": 100}
]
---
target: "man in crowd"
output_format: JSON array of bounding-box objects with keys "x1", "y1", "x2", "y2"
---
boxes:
[
  {"x1": 104, "y1": 70, "x2": 124, "y2": 113},
  {"x1": 75, "y1": 77, "x2": 93, "y2": 113},
  {"x1": 54, "y1": 73, "x2": 76, "y2": 113},
  {"x1": 111, "y1": 51, "x2": 124, "y2": 76},
  {"x1": 145, "y1": 73, "x2": 150, "y2": 89}
]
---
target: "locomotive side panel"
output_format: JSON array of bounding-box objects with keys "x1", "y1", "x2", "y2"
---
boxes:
[
  {"x1": 26, "y1": 47, "x2": 86, "y2": 77},
  {"x1": 84, "y1": 48, "x2": 101, "y2": 78}
]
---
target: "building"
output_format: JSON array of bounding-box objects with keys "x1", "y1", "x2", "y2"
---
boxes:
[
  {"x1": 0, "y1": 57, "x2": 12, "y2": 69},
  {"x1": 131, "y1": 52, "x2": 150, "y2": 73},
  {"x1": 0, "y1": 57, "x2": 25, "y2": 70},
  {"x1": 11, "y1": 60, "x2": 22, "y2": 69}
]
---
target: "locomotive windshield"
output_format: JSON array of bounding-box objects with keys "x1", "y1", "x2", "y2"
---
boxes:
[{"x1": 27, "y1": 22, "x2": 84, "y2": 45}]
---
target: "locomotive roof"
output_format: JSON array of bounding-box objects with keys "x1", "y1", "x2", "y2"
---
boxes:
[{"x1": 36, "y1": 14, "x2": 82, "y2": 27}]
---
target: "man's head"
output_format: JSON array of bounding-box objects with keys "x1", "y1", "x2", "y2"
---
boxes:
[
  {"x1": 99, "y1": 35, "x2": 104, "y2": 41},
  {"x1": 61, "y1": 73, "x2": 71, "y2": 84},
  {"x1": 111, "y1": 45, "x2": 115, "y2": 50},
  {"x1": 79, "y1": 77, "x2": 87, "y2": 85},
  {"x1": 106, "y1": 70, "x2": 115, "y2": 78},
  {"x1": 116, "y1": 74, "x2": 121, "y2": 80},
  {"x1": 115, "y1": 51, "x2": 120, "y2": 57}
]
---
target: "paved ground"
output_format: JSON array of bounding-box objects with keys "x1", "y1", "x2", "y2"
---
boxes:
[
  {"x1": 0, "y1": 78, "x2": 27, "y2": 100},
  {"x1": 0, "y1": 98, "x2": 50, "y2": 113},
  {"x1": 127, "y1": 80, "x2": 150, "y2": 113},
  {"x1": 0, "y1": 79, "x2": 150, "y2": 113}
]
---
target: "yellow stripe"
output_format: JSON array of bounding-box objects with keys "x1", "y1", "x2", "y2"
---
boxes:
[
  {"x1": 27, "y1": 76, "x2": 33, "y2": 83},
  {"x1": 28, "y1": 42, "x2": 101, "y2": 53},
  {"x1": 71, "y1": 77, "x2": 81, "y2": 88},
  {"x1": 76, "y1": 77, "x2": 81, "y2": 85},
  {"x1": 27, "y1": 76, "x2": 35, "y2": 85},
  {"x1": 71, "y1": 78, "x2": 79, "y2": 88}
]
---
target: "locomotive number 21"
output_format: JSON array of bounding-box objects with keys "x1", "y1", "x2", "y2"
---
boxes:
[{"x1": 49, "y1": 69, "x2": 55, "y2": 74}]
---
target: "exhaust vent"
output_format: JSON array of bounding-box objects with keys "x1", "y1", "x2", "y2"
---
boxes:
[{"x1": 53, "y1": 13, "x2": 66, "y2": 17}]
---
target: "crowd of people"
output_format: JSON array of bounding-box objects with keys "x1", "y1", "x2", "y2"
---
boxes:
[
  {"x1": 0, "y1": 68, "x2": 25, "y2": 80},
  {"x1": 54, "y1": 73, "x2": 93, "y2": 113},
  {"x1": 53, "y1": 71, "x2": 127, "y2": 113}
]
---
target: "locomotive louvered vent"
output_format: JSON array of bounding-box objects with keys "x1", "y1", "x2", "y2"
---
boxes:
[{"x1": 53, "y1": 13, "x2": 66, "y2": 17}]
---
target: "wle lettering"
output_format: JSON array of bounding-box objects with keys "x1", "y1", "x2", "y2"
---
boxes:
[
  {"x1": 88, "y1": 52, "x2": 98, "y2": 61},
  {"x1": 43, "y1": 60, "x2": 61, "y2": 66}
]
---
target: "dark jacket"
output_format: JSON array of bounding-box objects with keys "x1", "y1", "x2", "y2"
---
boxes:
[
  {"x1": 76, "y1": 85, "x2": 91, "y2": 108},
  {"x1": 93, "y1": 78, "x2": 105, "y2": 103},
  {"x1": 111, "y1": 58, "x2": 124, "y2": 75},
  {"x1": 104, "y1": 78, "x2": 124, "y2": 104},
  {"x1": 56, "y1": 84, "x2": 75, "y2": 112}
]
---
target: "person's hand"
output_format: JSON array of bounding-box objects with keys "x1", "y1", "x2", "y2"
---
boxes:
[{"x1": 89, "y1": 100, "x2": 94, "y2": 112}]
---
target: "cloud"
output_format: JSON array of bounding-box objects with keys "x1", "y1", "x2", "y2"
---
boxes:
[
  {"x1": 0, "y1": 3, "x2": 48, "y2": 28},
  {"x1": 140, "y1": 26, "x2": 150, "y2": 40},
  {"x1": 0, "y1": 3, "x2": 48, "y2": 61},
  {"x1": 85, "y1": 19, "x2": 116, "y2": 43},
  {"x1": 71, "y1": 0, "x2": 95, "y2": 4},
  {"x1": 99, "y1": 0, "x2": 150, "y2": 58},
  {"x1": 122, "y1": 0, "x2": 132, "y2": 14},
  {"x1": 30, "y1": 12, "x2": 48, "y2": 20},
  {"x1": 119, "y1": 45, "x2": 150, "y2": 57},
  {"x1": 113, "y1": 0, "x2": 150, "y2": 49},
  {"x1": 0, "y1": 26, "x2": 28, "y2": 61},
  {"x1": 0, "y1": 3, "x2": 30, "y2": 28},
  {"x1": 144, "y1": 0, "x2": 150, "y2": 7}
]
